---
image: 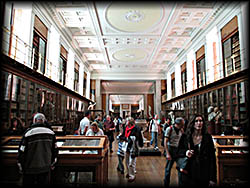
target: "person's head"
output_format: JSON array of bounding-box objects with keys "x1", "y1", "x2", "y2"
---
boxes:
[
  {"x1": 166, "y1": 116, "x2": 172, "y2": 124},
  {"x1": 96, "y1": 114, "x2": 102, "y2": 121},
  {"x1": 33, "y1": 113, "x2": 46, "y2": 124},
  {"x1": 106, "y1": 115, "x2": 111, "y2": 121},
  {"x1": 174, "y1": 117, "x2": 185, "y2": 129},
  {"x1": 90, "y1": 122, "x2": 99, "y2": 133},
  {"x1": 126, "y1": 117, "x2": 134, "y2": 127},
  {"x1": 186, "y1": 114, "x2": 206, "y2": 137},
  {"x1": 85, "y1": 110, "x2": 90, "y2": 118},
  {"x1": 154, "y1": 114, "x2": 158, "y2": 119}
]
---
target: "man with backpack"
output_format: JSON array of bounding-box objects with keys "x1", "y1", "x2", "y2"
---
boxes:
[{"x1": 163, "y1": 117, "x2": 185, "y2": 187}]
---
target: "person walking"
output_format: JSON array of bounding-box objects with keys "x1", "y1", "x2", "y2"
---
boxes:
[
  {"x1": 163, "y1": 117, "x2": 185, "y2": 187},
  {"x1": 17, "y1": 113, "x2": 58, "y2": 186},
  {"x1": 120, "y1": 117, "x2": 143, "y2": 182},
  {"x1": 180, "y1": 114, "x2": 217, "y2": 187},
  {"x1": 116, "y1": 132, "x2": 127, "y2": 174},
  {"x1": 149, "y1": 114, "x2": 161, "y2": 150},
  {"x1": 103, "y1": 115, "x2": 115, "y2": 152}
]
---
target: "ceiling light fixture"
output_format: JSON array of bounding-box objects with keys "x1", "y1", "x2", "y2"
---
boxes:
[{"x1": 125, "y1": 10, "x2": 144, "y2": 23}]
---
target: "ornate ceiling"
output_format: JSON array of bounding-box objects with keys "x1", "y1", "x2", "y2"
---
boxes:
[{"x1": 44, "y1": 2, "x2": 221, "y2": 103}]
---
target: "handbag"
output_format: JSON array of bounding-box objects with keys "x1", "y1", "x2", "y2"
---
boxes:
[{"x1": 177, "y1": 143, "x2": 191, "y2": 174}]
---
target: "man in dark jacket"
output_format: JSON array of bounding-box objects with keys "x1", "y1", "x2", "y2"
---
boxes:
[{"x1": 17, "y1": 113, "x2": 58, "y2": 186}]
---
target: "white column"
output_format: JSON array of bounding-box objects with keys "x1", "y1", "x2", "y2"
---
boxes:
[
  {"x1": 79, "y1": 64, "x2": 84, "y2": 96},
  {"x1": 66, "y1": 49, "x2": 74, "y2": 91},
  {"x1": 143, "y1": 94, "x2": 147, "y2": 118},
  {"x1": 95, "y1": 79, "x2": 101, "y2": 110},
  {"x1": 155, "y1": 80, "x2": 161, "y2": 117},
  {"x1": 238, "y1": 4, "x2": 248, "y2": 70},
  {"x1": 86, "y1": 72, "x2": 90, "y2": 99},
  {"x1": 48, "y1": 25, "x2": 60, "y2": 82},
  {"x1": 11, "y1": 4, "x2": 32, "y2": 67},
  {"x1": 186, "y1": 49, "x2": 196, "y2": 92},
  {"x1": 167, "y1": 72, "x2": 171, "y2": 100},
  {"x1": 175, "y1": 65, "x2": 182, "y2": 96},
  {"x1": 106, "y1": 93, "x2": 109, "y2": 115},
  {"x1": 206, "y1": 26, "x2": 221, "y2": 83}
]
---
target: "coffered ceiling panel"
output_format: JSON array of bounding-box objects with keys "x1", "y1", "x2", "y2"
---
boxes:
[
  {"x1": 49, "y1": 1, "x2": 218, "y2": 77},
  {"x1": 45, "y1": 1, "x2": 222, "y2": 103}
]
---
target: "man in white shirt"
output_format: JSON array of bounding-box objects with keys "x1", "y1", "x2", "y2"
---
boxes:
[
  {"x1": 78, "y1": 111, "x2": 90, "y2": 135},
  {"x1": 149, "y1": 114, "x2": 161, "y2": 150}
]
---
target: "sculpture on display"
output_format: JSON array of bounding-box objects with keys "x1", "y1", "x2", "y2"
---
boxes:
[
  {"x1": 148, "y1": 105, "x2": 153, "y2": 119},
  {"x1": 88, "y1": 102, "x2": 96, "y2": 110}
]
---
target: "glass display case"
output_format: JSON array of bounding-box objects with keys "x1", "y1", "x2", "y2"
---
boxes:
[
  {"x1": 212, "y1": 135, "x2": 248, "y2": 186},
  {"x1": 1, "y1": 135, "x2": 109, "y2": 186}
]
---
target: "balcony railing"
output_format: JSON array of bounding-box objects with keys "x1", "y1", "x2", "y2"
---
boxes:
[{"x1": 2, "y1": 26, "x2": 59, "y2": 84}]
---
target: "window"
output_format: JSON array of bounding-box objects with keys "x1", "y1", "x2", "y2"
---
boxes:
[
  {"x1": 181, "y1": 62, "x2": 187, "y2": 93},
  {"x1": 59, "y1": 45, "x2": 67, "y2": 85},
  {"x1": 171, "y1": 72, "x2": 175, "y2": 98},
  {"x1": 222, "y1": 33, "x2": 241, "y2": 76},
  {"x1": 161, "y1": 79, "x2": 167, "y2": 102},
  {"x1": 221, "y1": 16, "x2": 241, "y2": 77},
  {"x1": 74, "y1": 62, "x2": 79, "y2": 92},
  {"x1": 32, "y1": 16, "x2": 48, "y2": 74},
  {"x1": 196, "y1": 46, "x2": 206, "y2": 88}
]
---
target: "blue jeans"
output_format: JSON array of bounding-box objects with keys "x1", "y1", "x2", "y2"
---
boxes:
[{"x1": 150, "y1": 132, "x2": 158, "y2": 148}]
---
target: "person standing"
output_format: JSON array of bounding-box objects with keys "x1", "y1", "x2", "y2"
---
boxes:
[
  {"x1": 164, "y1": 117, "x2": 185, "y2": 187},
  {"x1": 120, "y1": 117, "x2": 143, "y2": 182},
  {"x1": 78, "y1": 110, "x2": 91, "y2": 135},
  {"x1": 149, "y1": 114, "x2": 161, "y2": 150},
  {"x1": 8, "y1": 117, "x2": 26, "y2": 135},
  {"x1": 17, "y1": 113, "x2": 58, "y2": 186},
  {"x1": 181, "y1": 114, "x2": 217, "y2": 187},
  {"x1": 103, "y1": 115, "x2": 115, "y2": 152},
  {"x1": 161, "y1": 116, "x2": 172, "y2": 156},
  {"x1": 94, "y1": 114, "x2": 103, "y2": 130}
]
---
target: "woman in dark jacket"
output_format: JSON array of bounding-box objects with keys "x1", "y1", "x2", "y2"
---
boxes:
[{"x1": 181, "y1": 114, "x2": 217, "y2": 187}]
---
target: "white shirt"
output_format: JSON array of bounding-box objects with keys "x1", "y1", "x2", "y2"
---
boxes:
[
  {"x1": 151, "y1": 119, "x2": 160, "y2": 132},
  {"x1": 86, "y1": 128, "x2": 104, "y2": 136},
  {"x1": 79, "y1": 117, "x2": 90, "y2": 135}
]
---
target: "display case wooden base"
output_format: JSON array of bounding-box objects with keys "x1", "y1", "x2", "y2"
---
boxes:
[
  {"x1": 1, "y1": 135, "x2": 109, "y2": 186},
  {"x1": 212, "y1": 135, "x2": 248, "y2": 186}
]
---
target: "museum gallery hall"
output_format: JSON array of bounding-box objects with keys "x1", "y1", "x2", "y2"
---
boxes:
[{"x1": 0, "y1": 1, "x2": 249, "y2": 187}]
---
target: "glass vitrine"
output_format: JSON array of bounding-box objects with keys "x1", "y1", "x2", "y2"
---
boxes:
[{"x1": 1, "y1": 135, "x2": 109, "y2": 186}]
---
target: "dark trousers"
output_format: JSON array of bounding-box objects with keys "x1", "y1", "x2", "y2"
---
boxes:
[
  {"x1": 117, "y1": 155, "x2": 125, "y2": 172},
  {"x1": 23, "y1": 172, "x2": 50, "y2": 186},
  {"x1": 105, "y1": 132, "x2": 114, "y2": 150},
  {"x1": 164, "y1": 146, "x2": 183, "y2": 187}
]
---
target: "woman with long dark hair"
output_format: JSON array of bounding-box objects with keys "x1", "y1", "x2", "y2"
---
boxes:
[{"x1": 181, "y1": 114, "x2": 217, "y2": 187}]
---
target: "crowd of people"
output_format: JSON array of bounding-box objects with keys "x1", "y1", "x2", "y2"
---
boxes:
[{"x1": 14, "y1": 109, "x2": 220, "y2": 186}]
